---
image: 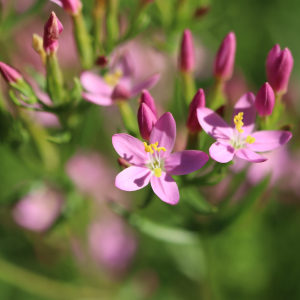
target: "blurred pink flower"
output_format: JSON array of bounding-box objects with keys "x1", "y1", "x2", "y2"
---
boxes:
[
  {"x1": 88, "y1": 219, "x2": 137, "y2": 271},
  {"x1": 13, "y1": 188, "x2": 63, "y2": 232}
]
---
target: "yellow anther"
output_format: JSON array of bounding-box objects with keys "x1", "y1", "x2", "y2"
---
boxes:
[
  {"x1": 103, "y1": 69, "x2": 123, "y2": 86},
  {"x1": 154, "y1": 168, "x2": 162, "y2": 177},
  {"x1": 234, "y1": 112, "x2": 244, "y2": 134},
  {"x1": 246, "y1": 135, "x2": 256, "y2": 144},
  {"x1": 143, "y1": 142, "x2": 154, "y2": 154}
]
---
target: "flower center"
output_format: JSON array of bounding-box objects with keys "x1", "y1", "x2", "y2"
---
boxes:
[
  {"x1": 231, "y1": 112, "x2": 256, "y2": 148},
  {"x1": 143, "y1": 142, "x2": 167, "y2": 177},
  {"x1": 103, "y1": 69, "x2": 123, "y2": 86}
]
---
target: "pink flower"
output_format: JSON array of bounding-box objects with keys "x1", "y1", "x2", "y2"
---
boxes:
[
  {"x1": 50, "y1": 0, "x2": 82, "y2": 15},
  {"x1": 112, "y1": 112, "x2": 209, "y2": 205},
  {"x1": 197, "y1": 92, "x2": 292, "y2": 163},
  {"x1": 13, "y1": 188, "x2": 63, "y2": 232},
  {"x1": 80, "y1": 53, "x2": 160, "y2": 106},
  {"x1": 88, "y1": 219, "x2": 137, "y2": 272}
]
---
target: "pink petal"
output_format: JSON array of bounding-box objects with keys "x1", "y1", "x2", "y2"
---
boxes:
[
  {"x1": 197, "y1": 107, "x2": 233, "y2": 142},
  {"x1": 209, "y1": 142, "x2": 235, "y2": 163},
  {"x1": 112, "y1": 52, "x2": 134, "y2": 79},
  {"x1": 164, "y1": 150, "x2": 209, "y2": 175},
  {"x1": 247, "y1": 130, "x2": 292, "y2": 152},
  {"x1": 130, "y1": 74, "x2": 160, "y2": 97},
  {"x1": 50, "y1": 0, "x2": 63, "y2": 7},
  {"x1": 80, "y1": 71, "x2": 113, "y2": 96},
  {"x1": 235, "y1": 148, "x2": 267, "y2": 163},
  {"x1": 231, "y1": 92, "x2": 256, "y2": 135},
  {"x1": 149, "y1": 112, "x2": 176, "y2": 159},
  {"x1": 115, "y1": 166, "x2": 151, "y2": 191},
  {"x1": 112, "y1": 133, "x2": 148, "y2": 165},
  {"x1": 150, "y1": 172, "x2": 179, "y2": 205},
  {"x1": 82, "y1": 92, "x2": 113, "y2": 106}
]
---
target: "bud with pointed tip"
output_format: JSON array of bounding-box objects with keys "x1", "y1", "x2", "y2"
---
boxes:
[
  {"x1": 266, "y1": 44, "x2": 293, "y2": 95},
  {"x1": 51, "y1": 0, "x2": 82, "y2": 15},
  {"x1": 255, "y1": 82, "x2": 275, "y2": 117},
  {"x1": 111, "y1": 84, "x2": 131, "y2": 101},
  {"x1": 0, "y1": 62, "x2": 22, "y2": 83},
  {"x1": 213, "y1": 32, "x2": 236, "y2": 81},
  {"x1": 43, "y1": 12, "x2": 64, "y2": 55},
  {"x1": 179, "y1": 29, "x2": 195, "y2": 73},
  {"x1": 140, "y1": 90, "x2": 157, "y2": 118},
  {"x1": 187, "y1": 89, "x2": 206, "y2": 133},
  {"x1": 138, "y1": 103, "x2": 157, "y2": 141}
]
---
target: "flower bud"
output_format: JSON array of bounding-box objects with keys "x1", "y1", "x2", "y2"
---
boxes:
[
  {"x1": 179, "y1": 29, "x2": 195, "y2": 73},
  {"x1": 95, "y1": 55, "x2": 109, "y2": 67},
  {"x1": 187, "y1": 89, "x2": 206, "y2": 133},
  {"x1": 111, "y1": 84, "x2": 130, "y2": 101},
  {"x1": 266, "y1": 44, "x2": 293, "y2": 94},
  {"x1": 213, "y1": 32, "x2": 236, "y2": 81},
  {"x1": 51, "y1": 0, "x2": 82, "y2": 15},
  {"x1": 43, "y1": 11, "x2": 64, "y2": 54},
  {"x1": 255, "y1": 82, "x2": 275, "y2": 117},
  {"x1": 32, "y1": 34, "x2": 46, "y2": 65},
  {"x1": 0, "y1": 62, "x2": 22, "y2": 83},
  {"x1": 140, "y1": 90, "x2": 157, "y2": 118},
  {"x1": 138, "y1": 103, "x2": 157, "y2": 141}
]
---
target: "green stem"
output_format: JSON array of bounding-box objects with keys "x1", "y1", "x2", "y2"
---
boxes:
[
  {"x1": 186, "y1": 131, "x2": 199, "y2": 150},
  {"x1": 72, "y1": 11, "x2": 94, "y2": 69},
  {"x1": 0, "y1": 257, "x2": 107, "y2": 300},
  {"x1": 46, "y1": 53, "x2": 65, "y2": 105},
  {"x1": 181, "y1": 71, "x2": 196, "y2": 106},
  {"x1": 117, "y1": 101, "x2": 139, "y2": 137},
  {"x1": 208, "y1": 79, "x2": 226, "y2": 110},
  {"x1": 92, "y1": 0, "x2": 105, "y2": 57},
  {"x1": 106, "y1": 0, "x2": 119, "y2": 53}
]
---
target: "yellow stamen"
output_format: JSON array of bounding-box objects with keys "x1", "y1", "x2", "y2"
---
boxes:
[
  {"x1": 103, "y1": 69, "x2": 123, "y2": 86},
  {"x1": 143, "y1": 142, "x2": 154, "y2": 154},
  {"x1": 246, "y1": 135, "x2": 256, "y2": 144},
  {"x1": 143, "y1": 141, "x2": 166, "y2": 154},
  {"x1": 154, "y1": 167, "x2": 162, "y2": 177},
  {"x1": 234, "y1": 112, "x2": 244, "y2": 134}
]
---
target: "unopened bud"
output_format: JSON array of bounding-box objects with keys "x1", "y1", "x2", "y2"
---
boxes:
[
  {"x1": 266, "y1": 44, "x2": 293, "y2": 95},
  {"x1": 95, "y1": 55, "x2": 108, "y2": 67},
  {"x1": 32, "y1": 34, "x2": 46, "y2": 65},
  {"x1": 213, "y1": 32, "x2": 236, "y2": 81},
  {"x1": 51, "y1": 0, "x2": 82, "y2": 15},
  {"x1": 0, "y1": 62, "x2": 22, "y2": 83},
  {"x1": 179, "y1": 29, "x2": 195, "y2": 73},
  {"x1": 43, "y1": 12, "x2": 63, "y2": 54},
  {"x1": 187, "y1": 89, "x2": 206, "y2": 133},
  {"x1": 138, "y1": 103, "x2": 157, "y2": 141},
  {"x1": 194, "y1": 5, "x2": 210, "y2": 18},
  {"x1": 255, "y1": 82, "x2": 275, "y2": 117},
  {"x1": 118, "y1": 158, "x2": 133, "y2": 169},
  {"x1": 140, "y1": 90, "x2": 157, "y2": 118},
  {"x1": 111, "y1": 84, "x2": 131, "y2": 101}
]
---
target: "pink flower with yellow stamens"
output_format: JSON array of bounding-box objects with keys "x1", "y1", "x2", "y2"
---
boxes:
[
  {"x1": 112, "y1": 112, "x2": 209, "y2": 205},
  {"x1": 80, "y1": 53, "x2": 160, "y2": 106},
  {"x1": 197, "y1": 92, "x2": 292, "y2": 163}
]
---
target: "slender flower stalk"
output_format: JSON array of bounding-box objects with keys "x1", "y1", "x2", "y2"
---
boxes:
[
  {"x1": 266, "y1": 44, "x2": 293, "y2": 96},
  {"x1": 197, "y1": 92, "x2": 292, "y2": 163},
  {"x1": 92, "y1": 0, "x2": 106, "y2": 56},
  {"x1": 106, "y1": 0, "x2": 119, "y2": 52},
  {"x1": 113, "y1": 112, "x2": 209, "y2": 205}
]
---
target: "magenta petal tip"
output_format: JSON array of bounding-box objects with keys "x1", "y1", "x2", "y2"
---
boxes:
[
  {"x1": 255, "y1": 82, "x2": 275, "y2": 117},
  {"x1": 0, "y1": 62, "x2": 22, "y2": 83},
  {"x1": 138, "y1": 103, "x2": 157, "y2": 141},
  {"x1": 179, "y1": 29, "x2": 195, "y2": 73}
]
